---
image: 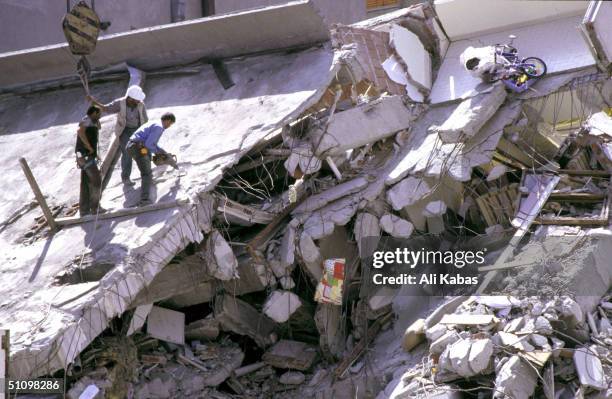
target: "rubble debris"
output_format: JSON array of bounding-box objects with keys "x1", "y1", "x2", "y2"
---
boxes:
[
  {"x1": 379, "y1": 213, "x2": 414, "y2": 238},
  {"x1": 354, "y1": 212, "x2": 380, "y2": 257},
  {"x1": 423, "y1": 200, "x2": 447, "y2": 234},
  {"x1": 202, "y1": 230, "x2": 239, "y2": 281},
  {"x1": 433, "y1": 82, "x2": 507, "y2": 144},
  {"x1": 493, "y1": 355, "x2": 538, "y2": 399},
  {"x1": 214, "y1": 296, "x2": 276, "y2": 348},
  {"x1": 307, "y1": 96, "x2": 419, "y2": 156},
  {"x1": 127, "y1": 304, "x2": 153, "y2": 336},
  {"x1": 298, "y1": 231, "x2": 323, "y2": 282},
  {"x1": 386, "y1": 177, "x2": 433, "y2": 211},
  {"x1": 146, "y1": 306, "x2": 185, "y2": 345},
  {"x1": 262, "y1": 340, "x2": 318, "y2": 371},
  {"x1": 389, "y1": 24, "x2": 432, "y2": 91},
  {"x1": 402, "y1": 318, "x2": 425, "y2": 351},
  {"x1": 263, "y1": 290, "x2": 302, "y2": 323},
  {"x1": 573, "y1": 346, "x2": 607, "y2": 390},
  {"x1": 279, "y1": 371, "x2": 306, "y2": 385},
  {"x1": 185, "y1": 317, "x2": 220, "y2": 341}
]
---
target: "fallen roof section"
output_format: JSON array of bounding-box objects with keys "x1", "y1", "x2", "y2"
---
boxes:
[
  {"x1": 0, "y1": 44, "x2": 336, "y2": 379},
  {"x1": 0, "y1": 0, "x2": 330, "y2": 90}
]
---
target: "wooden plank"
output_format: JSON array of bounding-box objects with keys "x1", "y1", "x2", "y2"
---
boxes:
[
  {"x1": 19, "y1": 158, "x2": 58, "y2": 232},
  {"x1": 475, "y1": 195, "x2": 496, "y2": 227},
  {"x1": 547, "y1": 193, "x2": 605, "y2": 202},
  {"x1": 55, "y1": 199, "x2": 188, "y2": 227}
]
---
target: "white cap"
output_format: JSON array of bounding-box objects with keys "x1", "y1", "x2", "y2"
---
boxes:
[{"x1": 126, "y1": 85, "x2": 146, "y2": 101}]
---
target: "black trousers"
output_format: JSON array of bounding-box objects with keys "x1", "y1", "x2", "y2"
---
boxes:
[{"x1": 79, "y1": 161, "x2": 102, "y2": 216}]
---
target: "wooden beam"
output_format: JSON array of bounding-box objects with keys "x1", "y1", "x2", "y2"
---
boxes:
[
  {"x1": 19, "y1": 158, "x2": 58, "y2": 232},
  {"x1": 55, "y1": 199, "x2": 188, "y2": 227},
  {"x1": 547, "y1": 193, "x2": 605, "y2": 202},
  {"x1": 557, "y1": 169, "x2": 610, "y2": 177}
]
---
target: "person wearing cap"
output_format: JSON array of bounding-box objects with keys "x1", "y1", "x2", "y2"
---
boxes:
[{"x1": 86, "y1": 85, "x2": 148, "y2": 187}]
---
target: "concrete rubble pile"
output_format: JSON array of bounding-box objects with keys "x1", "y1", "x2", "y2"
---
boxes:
[
  {"x1": 2, "y1": 1, "x2": 611, "y2": 398},
  {"x1": 392, "y1": 293, "x2": 612, "y2": 399}
]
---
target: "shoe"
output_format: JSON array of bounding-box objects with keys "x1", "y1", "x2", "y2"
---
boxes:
[
  {"x1": 122, "y1": 178, "x2": 136, "y2": 186},
  {"x1": 138, "y1": 199, "x2": 152, "y2": 207}
]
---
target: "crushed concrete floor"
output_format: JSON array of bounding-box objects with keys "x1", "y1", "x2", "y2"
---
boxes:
[{"x1": 0, "y1": 1, "x2": 611, "y2": 398}]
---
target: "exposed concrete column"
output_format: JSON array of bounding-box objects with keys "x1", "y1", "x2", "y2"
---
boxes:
[{"x1": 171, "y1": 0, "x2": 186, "y2": 22}]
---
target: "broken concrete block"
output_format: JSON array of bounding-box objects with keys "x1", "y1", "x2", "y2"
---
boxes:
[
  {"x1": 468, "y1": 339, "x2": 493, "y2": 375},
  {"x1": 147, "y1": 306, "x2": 185, "y2": 345},
  {"x1": 262, "y1": 340, "x2": 318, "y2": 371},
  {"x1": 423, "y1": 200, "x2": 447, "y2": 234},
  {"x1": 279, "y1": 371, "x2": 306, "y2": 385},
  {"x1": 386, "y1": 177, "x2": 433, "y2": 211},
  {"x1": 263, "y1": 291, "x2": 302, "y2": 323},
  {"x1": 439, "y1": 313, "x2": 498, "y2": 327},
  {"x1": 315, "y1": 303, "x2": 345, "y2": 360},
  {"x1": 379, "y1": 214, "x2": 414, "y2": 238},
  {"x1": 295, "y1": 177, "x2": 368, "y2": 214},
  {"x1": 446, "y1": 339, "x2": 473, "y2": 377},
  {"x1": 203, "y1": 230, "x2": 239, "y2": 281},
  {"x1": 435, "y1": 82, "x2": 507, "y2": 144},
  {"x1": 573, "y1": 346, "x2": 607, "y2": 390},
  {"x1": 389, "y1": 24, "x2": 432, "y2": 90},
  {"x1": 425, "y1": 323, "x2": 448, "y2": 342},
  {"x1": 185, "y1": 317, "x2": 220, "y2": 341},
  {"x1": 298, "y1": 232, "x2": 323, "y2": 282},
  {"x1": 402, "y1": 318, "x2": 425, "y2": 352},
  {"x1": 279, "y1": 276, "x2": 295, "y2": 290},
  {"x1": 496, "y1": 331, "x2": 534, "y2": 352},
  {"x1": 486, "y1": 164, "x2": 508, "y2": 181},
  {"x1": 494, "y1": 356, "x2": 538, "y2": 399},
  {"x1": 430, "y1": 331, "x2": 461, "y2": 355},
  {"x1": 214, "y1": 296, "x2": 276, "y2": 348},
  {"x1": 127, "y1": 304, "x2": 153, "y2": 336},
  {"x1": 284, "y1": 141, "x2": 322, "y2": 176},
  {"x1": 280, "y1": 225, "x2": 296, "y2": 270},
  {"x1": 308, "y1": 95, "x2": 418, "y2": 156},
  {"x1": 354, "y1": 212, "x2": 380, "y2": 258}
]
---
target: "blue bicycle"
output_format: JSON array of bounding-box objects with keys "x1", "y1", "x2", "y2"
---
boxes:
[{"x1": 493, "y1": 35, "x2": 547, "y2": 92}]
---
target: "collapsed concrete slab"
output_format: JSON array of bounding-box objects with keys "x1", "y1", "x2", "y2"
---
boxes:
[
  {"x1": 146, "y1": 306, "x2": 185, "y2": 346},
  {"x1": 307, "y1": 95, "x2": 419, "y2": 156},
  {"x1": 185, "y1": 318, "x2": 220, "y2": 341},
  {"x1": 573, "y1": 346, "x2": 607, "y2": 390},
  {"x1": 433, "y1": 83, "x2": 507, "y2": 144},
  {"x1": 389, "y1": 24, "x2": 432, "y2": 91},
  {"x1": 1, "y1": 42, "x2": 337, "y2": 378},
  {"x1": 262, "y1": 339, "x2": 318, "y2": 371},
  {"x1": 214, "y1": 296, "x2": 276, "y2": 348}
]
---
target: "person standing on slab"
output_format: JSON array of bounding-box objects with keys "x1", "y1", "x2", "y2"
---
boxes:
[
  {"x1": 76, "y1": 106, "x2": 106, "y2": 216},
  {"x1": 126, "y1": 112, "x2": 176, "y2": 206},
  {"x1": 87, "y1": 85, "x2": 148, "y2": 187}
]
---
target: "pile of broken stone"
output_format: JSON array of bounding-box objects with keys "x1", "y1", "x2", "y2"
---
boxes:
[{"x1": 396, "y1": 294, "x2": 612, "y2": 399}]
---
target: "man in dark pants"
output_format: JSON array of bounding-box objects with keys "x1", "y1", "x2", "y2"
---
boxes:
[
  {"x1": 76, "y1": 106, "x2": 105, "y2": 216},
  {"x1": 127, "y1": 112, "x2": 176, "y2": 206}
]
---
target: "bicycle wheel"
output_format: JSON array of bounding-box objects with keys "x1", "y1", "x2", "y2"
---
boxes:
[{"x1": 522, "y1": 57, "x2": 547, "y2": 78}]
